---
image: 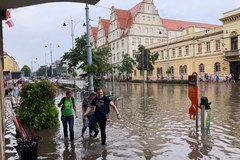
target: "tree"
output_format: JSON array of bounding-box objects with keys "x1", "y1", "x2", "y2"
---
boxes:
[
  {"x1": 21, "y1": 65, "x2": 31, "y2": 77},
  {"x1": 135, "y1": 45, "x2": 159, "y2": 71},
  {"x1": 17, "y1": 81, "x2": 59, "y2": 130},
  {"x1": 36, "y1": 65, "x2": 50, "y2": 77},
  {"x1": 119, "y1": 54, "x2": 135, "y2": 80},
  {"x1": 61, "y1": 34, "x2": 113, "y2": 89}
]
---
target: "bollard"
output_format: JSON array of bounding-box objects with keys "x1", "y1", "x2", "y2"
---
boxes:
[{"x1": 200, "y1": 96, "x2": 211, "y2": 130}]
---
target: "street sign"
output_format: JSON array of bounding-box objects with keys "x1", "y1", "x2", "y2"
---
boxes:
[{"x1": 188, "y1": 72, "x2": 199, "y2": 120}]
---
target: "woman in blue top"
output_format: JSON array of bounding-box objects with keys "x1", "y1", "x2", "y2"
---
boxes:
[
  {"x1": 13, "y1": 83, "x2": 19, "y2": 104},
  {"x1": 58, "y1": 90, "x2": 78, "y2": 141}
]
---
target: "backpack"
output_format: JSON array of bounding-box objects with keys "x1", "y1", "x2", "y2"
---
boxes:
[{"x1": 61, "y1": 97, "x2": 75, "y2": 111}]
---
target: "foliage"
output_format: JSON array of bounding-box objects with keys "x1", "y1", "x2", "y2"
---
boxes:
[
  {"x1": 119, "y1": 54, "x2": 135, "y2": 76},
  {"x1": 17, "y1": 81, "x2": 59, "y2": 130},
  {"x1": 135, "y1": 45, "x2": 159, "y2": 71},
  {"x1": 61, "y1": 34, "x2": 113, "y2": 89},
  {"x1": 21, "y1": 65, "x2": 31, "y2": 77},
  {"x1": 36, "y1": 65, "x2": 51, "y2": 77}
]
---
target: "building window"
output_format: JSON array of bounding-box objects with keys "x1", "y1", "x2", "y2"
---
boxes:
[
  {"x1": 215, "y1": 40, "x2": 220, "y2": 51},
  {"x1": 170, "y1": 66, "x2": 174, "y2": 74},
  {"x1": 132, "y1": 37, "x2": 136, "y2": 46},
  {"x1": 180, "y1": 65, "x2": 187, "y2": 74},
  {"x1": 153, "y1": 17, "x2": 155, "y2": 22},
  {"x1": 113, "y1": 54, "x2": 115, "y2": 62},
  {"x1": 185, "y1": 46, "x2": 189, "y2": 55},
  {"x1": 178, "y1": 47, "x2": 182, "y2": 57},
  {"x1": 214, "y1": 62, "x2": 221, "y2": 72},
  {"x1": 145, "y1": 38, "x2": 149, "y2": 45},
  {"x1": 148, "y1": 16, "x2": 150, "y2": 21},
  {"x1": 138, "y1": 38, "x2": 141, "y2": 45},
  {"x1": 150, "y1": 28, "x2": 153, "y2": 33},
  {"x1": 142, "y1": 16, "x2": 145, "y2": 21},
  {"x1": 161, "y1": 51, "x2": 164, "y2": 59},
  {"x1": 206, "y1": 42, "x2": 211, "y2": 52},
  {"x1": 112, "y1": 43, "x2": 115, "y2": 50},
  {"x1": 137, "y1": 27, "x2": 141, "y2": 33},
  {"x1": 134, "y1": 70, "x2": 137, "y2": 76},
  {"x1": 116, "y1": 42, "x2": 119, "y2": 49},
  {"x1": 117, "y1": 52, "x2": 119, "y2": 61},
  {"x1": 231, "y1": 36, "x2": 238, "y2": 50},
  {"x1": 150, "y1": 38, "x2": 154, "y2": 44},
  {"x1": 199, "y1": 64, "x2": 205, "y2": 73},
  {"x1": 148, "y1": 70, "x2": 153, "y2": 76},
  {"x1": 113, "y1": 33, "x2": 115, "y2": 39},
  {"x1": 140, "y1": 70, "x2": 143, "y2": 76},
  {"x1": 172, "y1": 49, "x2": 175, "y2": 58},
  {"x1": 145, "y1": 27, "x2": 148, "y2": 33},
  {"x1": 179, "y1": 65, "x2": 183, "y2": 74},
  {"x1": 198, "y1": 44, "x2": 202, "y2": 53},
  {"x1": 132, "y1": 50, "x2": 136, "y2": 58},
  {"x1": 157, "y1": 67, "x2": 163, "y2": 75},
  {"x1": 121, "y1": 39, "x2": 124, "y2": 47}
]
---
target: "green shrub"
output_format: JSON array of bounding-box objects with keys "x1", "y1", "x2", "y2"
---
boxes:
[{"x1": 17, "y1": 81, "x2": 59, "y2": 130}]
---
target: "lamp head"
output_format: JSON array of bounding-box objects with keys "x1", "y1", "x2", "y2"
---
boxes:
[
  {"x1": 63, "y1": 23, "x2": 67, "y2": 27},
  {"x1": 83, "y1": 23, "x2": 86, "y2": 27}
]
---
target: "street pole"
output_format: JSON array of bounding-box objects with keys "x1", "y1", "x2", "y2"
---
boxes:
[
  {"x1": 166, "y1": 30, "x2": 170, "y2": 81},
  {"x1": 50, "y1": 43, "x2": 53, "y2": 77},
  {"x1": 70, "y1": 20, "x2": 76, "y2": 90},
  {"x1": 85, "y1": 3, "x2": 94, "y2": 93},
  {"x1": 45, "y1": 53, "x2": 47, "y2": 78},
  {"x1": 70, "y1": 20, "x2": 74, "y2": 49}
]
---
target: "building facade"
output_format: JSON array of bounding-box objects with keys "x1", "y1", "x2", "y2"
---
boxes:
[
  {"x1": 133, "y1": 8, "x2": 240, "y2": 82},
  {"x1": 91, "y1": 0, "x2": 240, "y2": 82},
  {"x1": 3, "y1": 52, "x2": 19, "y2": 72}
]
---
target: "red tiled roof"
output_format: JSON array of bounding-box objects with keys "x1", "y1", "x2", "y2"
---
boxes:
[
  {"x1": 161, "y1": 18, "x2": 221, "y2": 31},
  {"x1": 101, "y1": 19, "x2": 110, "y2": 34},
  {"x1": 91, "y1": 27, "x2": 98, "y2": 42},
  {"x1": 115, "y1": 9, "x2": 131, "y2": 29},
  {"x1": 114, "y1": 2, "x2": 142, "y2": 30},
  {"x1": 129, "y1": 2, "x2": 142, "y2": 19}
]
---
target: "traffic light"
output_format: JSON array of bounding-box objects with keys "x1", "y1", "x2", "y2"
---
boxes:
[{"x1": 142, "y1": 49, "x2": 149, "y2": 70}]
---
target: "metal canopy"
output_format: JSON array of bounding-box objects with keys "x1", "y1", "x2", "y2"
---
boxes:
[{"x1": 0, "y1": 0, "x2": 100, "y2": 9}]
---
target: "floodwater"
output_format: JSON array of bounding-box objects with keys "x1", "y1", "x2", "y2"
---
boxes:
[{"x1": 4, "y1": 82, "x2": 240, "y2": 160}]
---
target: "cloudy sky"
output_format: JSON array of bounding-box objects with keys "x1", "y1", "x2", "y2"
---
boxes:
[{"x1": 3, "y1": 0, "x2": 240, "y2": 70}]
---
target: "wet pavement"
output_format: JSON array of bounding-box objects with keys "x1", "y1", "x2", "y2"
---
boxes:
[{"x1": 4, "y1": 82, "x2": 240, "y2": 160}]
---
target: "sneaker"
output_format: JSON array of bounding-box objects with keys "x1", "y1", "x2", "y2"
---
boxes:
[{"x1": 93, "y1": 130, "x2": 99, "y2": 139}]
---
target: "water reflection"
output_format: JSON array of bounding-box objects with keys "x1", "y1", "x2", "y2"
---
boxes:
[
  {"x1": 5, "y1": 82, "x2": 240, "y2": 159},
  {"x1": 62, "y1": 141, "x2": 76, "y2": 160}
]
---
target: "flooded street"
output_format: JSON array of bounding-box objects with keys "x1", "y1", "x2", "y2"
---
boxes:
[{"x1": 5, "y1": 82, "x2": 240, "y2": 160}]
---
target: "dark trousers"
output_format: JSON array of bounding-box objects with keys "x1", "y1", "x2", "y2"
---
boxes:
[
  {"x1": 61, "y1": 115, "x2": 74, "y2": 141},
  {"x1": 96, "y1": 117, "x2": 107, "y2": 145},
  {"x1": 89, "y1": 115, "x2": 99, "y2": 134}
]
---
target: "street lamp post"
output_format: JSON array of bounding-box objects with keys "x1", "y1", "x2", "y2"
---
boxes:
[
  {"x1": 45, "y1": 43, "x2": 60, "y2": 77},
  {"x1": 85, "y1": 3, "x2": 94, "y2": 93},
  {"x1": 31, "y1": 57, "x2": 37, "y2": 77},
  {"x1": 63, "y1": 19, "x2": 85, "y2": 89},
  {"x1": 160, "y1": 29, "x2": 170, "y2": 81}
]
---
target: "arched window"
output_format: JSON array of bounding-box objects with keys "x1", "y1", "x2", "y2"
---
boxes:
[
  {"x1": 170, "y1": 66, "x2": 174, "y2": 74},
  {"x1": 157, "y1": 67, "x2": 163, "y2": 75},
  {"x1": 214, "y1": 62, "x2": 221, "y2": 72},
  {"x1": 199, "y1": 64, "x2": 205, "y2": 73},
  {"x1": 183, "y1": 65, "x2": 187, "y2": 74},
  {"x1": 179, "y1": 65, "x2": 183, "y2": 74}
]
